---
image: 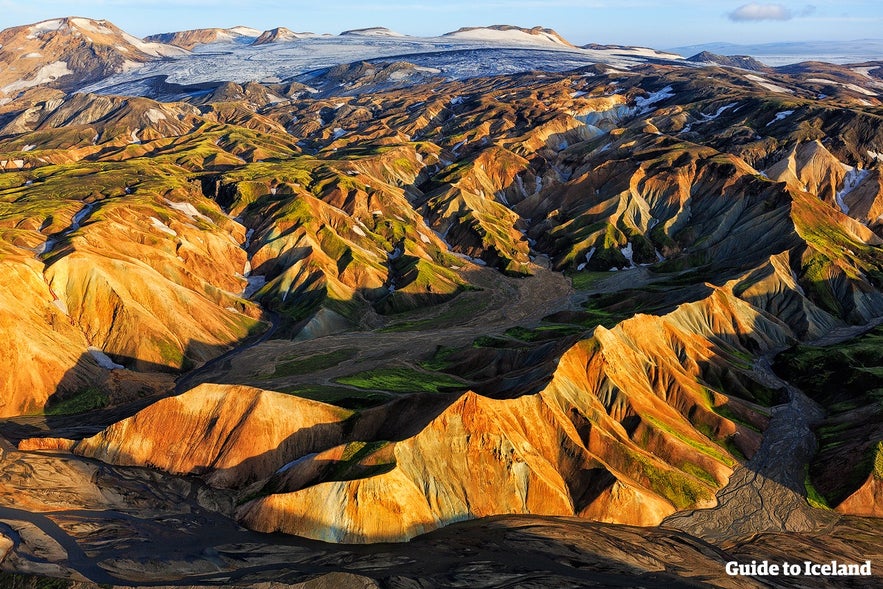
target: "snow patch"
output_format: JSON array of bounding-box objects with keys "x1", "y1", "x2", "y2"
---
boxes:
[
  {"x1": 702, "y1": 103, "x2": 736, "y2": 121},
  {"x1": 121, "y1": 31, "x2": 189, "y2": 57},
  {"x1": 835, "y1": 166, "x2": 870, "y2": 214},
  {"x1": 352, "y1": 225, "x2": 366, "y2": 237},
  {"x1": 71, "y1": 203, "x2": 96, "y2": 229},
  {"x1": 70, "y1": 18, "x2": 114, "y2": 34},
  {"x1": 165, "y1": 199, "x2": 213, "y2": 223},
  {"x1": 445, "y1": 27, "x2": 567, "y2": 46},
  {"x1": 276, "y1": 452, "x2": 319, "y2": 474},
  {"x1": 21, "y1": 144, "x2": 36, "y2": 152},
  {"x1": 150, "y1": 217, "x2": 177, "y2": 236},
  {"x1": 52, "y1": 298, "x2": 69, "y2": 315},
  {"x1": 88, "y1": 347, "x2": 125, "y2": 370},
  {"x1": 145, "y1": 108, "x2": 167, "y2": 123},
  {"x1": 620, "y1": 242, "x2": 636, "y2": 268},
  {"x1": 766, "y1": 110, "x2": 794, "y2": 126},
  {"x1": 2, "y1": 61, "x2": 72, "y2": 93},
  {"x1": 744, "y1": 74, "x2": 792, "y2": 94},
  {"x1": 635, "y1": 86, "x2": 674, "y2": 112},
  {"x1": 577, "y1": 246, "x2": 597, "y2": 271},
  {"x1": 27, "y1": 19, "x2": 64, "y2": 39},
  {"x1": 36, "y1": 239, "x2": 57, "y2": 255}
]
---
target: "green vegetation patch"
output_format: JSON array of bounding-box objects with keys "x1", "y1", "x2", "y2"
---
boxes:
[
  {"x1": 775, "y1": 326, "x2": 883, "y2": 505},
  {"x1": 645, "y1": 414, "x2": 736, "y2": 467},
  {"x1": 628, "y1": 448, "x2": 715, "y2": 510},
  {"x1": 275, "y1": 384, "x2": 393, "y2": 410},
  {"x1": 44, "y1": 387, "x2": 109, "y2": 416},
  {"x1": 804, "y1": 464, "x2": 831, "y2": 510},
  {"x1": 504, "y1": 324, "x2": 586, "y2": 342},
  {"x1": 335, "y1": 367, "x2": 467, "y2": 393},
  {"x1": 265, "y1": 348, "x2": 357, "y2": 379},
  {"x1": 329, "y1": 440, "x2": 395, "y2": 481}
]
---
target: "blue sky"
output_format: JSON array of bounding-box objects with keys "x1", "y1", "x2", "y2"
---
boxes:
[{"x1": 1, "y1": 1, "x2": 882, "y2": 48}]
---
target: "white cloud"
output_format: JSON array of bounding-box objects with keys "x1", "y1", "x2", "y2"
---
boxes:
[{"x1": 728, "y1": 3, "x2": 792, "y2": 22}]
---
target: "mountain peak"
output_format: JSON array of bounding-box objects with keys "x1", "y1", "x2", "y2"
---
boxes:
[
  {"x1": 252, "y1": 27, "x2": 314, "y2": 45},
  {"x1": 0, "y1": 17, "x2": 185, "y2": 97}
]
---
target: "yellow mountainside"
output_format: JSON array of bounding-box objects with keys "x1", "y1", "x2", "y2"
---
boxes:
[
  {"x1": 237, "y1": 290, "x2": 785, "y2": 542},
  {"x1": 0, "y1": 245, "x2": 100, "y2": 416},
  {"x1": 18, "y1": 286, "x2": 787, "y2": 542},
  {"x1": 71, "y1": 383, "x2": 352, "y2": 487}
]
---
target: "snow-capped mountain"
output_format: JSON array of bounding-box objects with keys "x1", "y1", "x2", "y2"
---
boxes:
[
  {"x1": 0, "y1": 17, "x2": 186, "y2": 98},
  {"x1": 144, "y1": 26, "x2": 262, "y2": 50}
]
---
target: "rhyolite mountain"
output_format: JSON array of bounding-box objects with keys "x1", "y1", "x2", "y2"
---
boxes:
[{"x1": 1, "y1": 16, "x2": 883, "y2": 588}]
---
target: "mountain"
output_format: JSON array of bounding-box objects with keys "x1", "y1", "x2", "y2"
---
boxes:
[
  {"x1": 340, "y1": 27, "x2": 407, "y2": 37},
  {"x1": 671, "y1": 39, "x2": 883, "y2": 66},
  {"x1": 252, "y1": 27, "x2": 314, "y2": 45},
  {"x1": 144, "y1": 26, "x2": 261, "y2": 49},
  {"x1": 0, "y1": 17, "x2": 185, "y2": 98},
  {"x1": 2, "y1": 15, "x2": 883, "y2": 588},
  {"x1": 443, "y1": 25, "x2": 574, "y2": 47},
  {"x1": 686, "y1": 51, "x2": 769, "y2": 71}
]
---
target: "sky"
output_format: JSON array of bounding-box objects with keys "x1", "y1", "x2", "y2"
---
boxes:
[{"x1": 1, "y1": 0, "x2": 882, "y2": 49}]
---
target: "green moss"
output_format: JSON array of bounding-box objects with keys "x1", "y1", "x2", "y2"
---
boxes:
[
  {"x1": 712, "y1": 403, "x2": 761, "y2": 433},
  {"x1": 874, "y1": 441, "x2": 883, "y2": 480},
  {"x1": 420, "y1": 346, "x2": 461, "y2": 371},
  {"x1": 44, "y1": 387, "x2": 109, "y2": 416},
  {"x1": 329, "y1": 440, "x2": 394, "y2": 481},
  {"x1": 721, "y1": 436, "x2": 747, "y2": 462},
  {"x1": 804, "y1": 464, "x2": 831, "y2": 510},
  {"x1": 568, "y1": 271, "x2": 609, "y2": 290},
  {"x1": 683, "y1": 462, "x2": 718, "y2": 485},
  {"x1": 627, "y1": 448, "x2": 714, "y2": 509},
  {"x1": 335, "y1": 367, "x2": 467, "y2": 393},
  {"x1": 504, "y1": 324, "x2": 585, "y2": 342},
  {"x1": 379, "y1": 295, "x2": 487, "y2": 332},
  {"x1": 155, "y1": 338, "x2": 185, "y2": 368},
  {"x1": 645, "y1": 414, "x2": 736, "y2": 467},
  {"x1": 276, "y1": 384, "x2": 392, "y2": 409},
  {"x1": 265, "y1": 348, "x2": 357, "y2": 379}
]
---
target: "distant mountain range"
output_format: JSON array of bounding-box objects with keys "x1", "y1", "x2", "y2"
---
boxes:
[{"x1": 670, "y1": 39, "x2": 883, "y2": 65}]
